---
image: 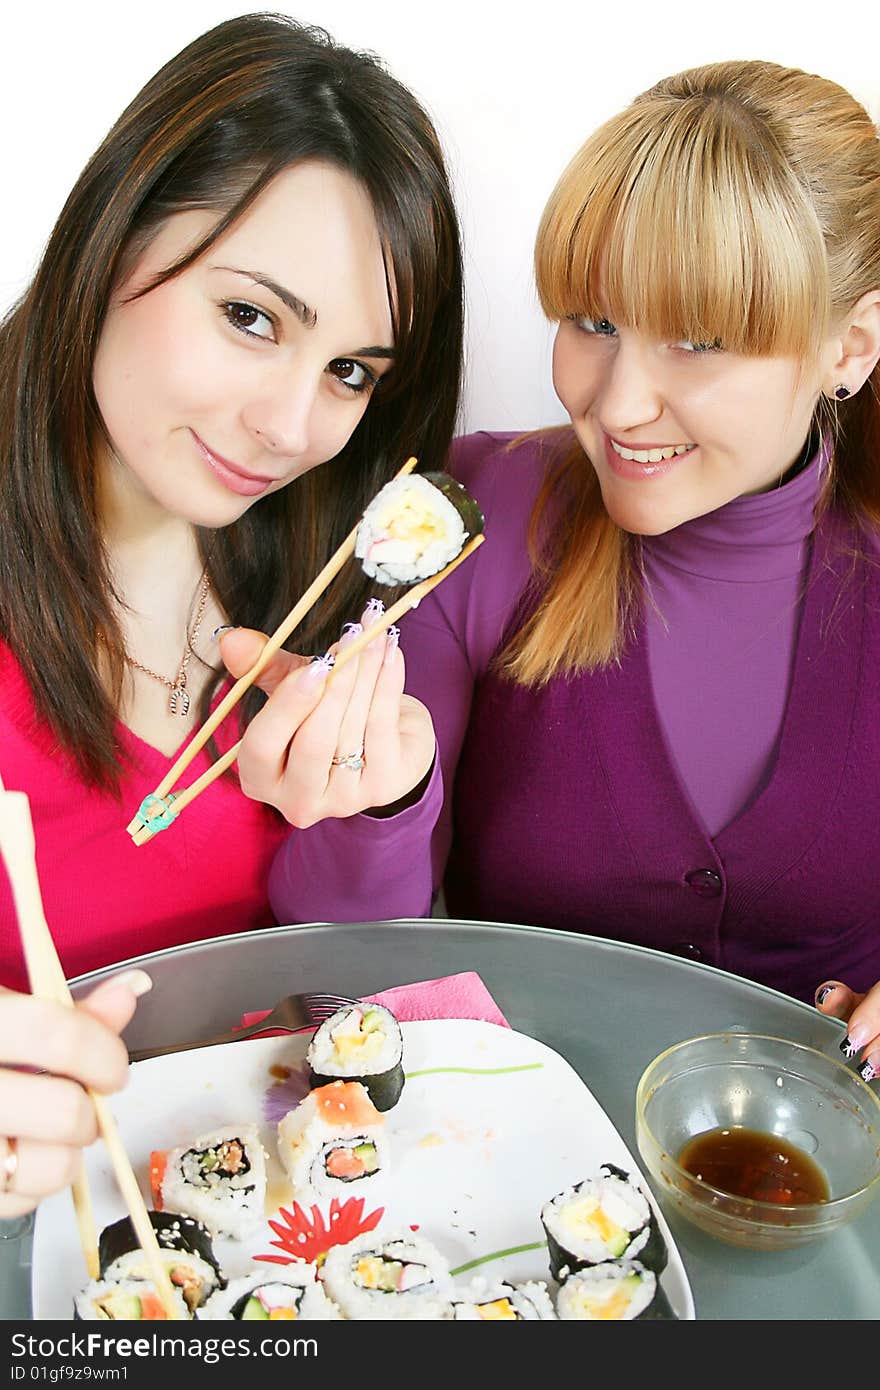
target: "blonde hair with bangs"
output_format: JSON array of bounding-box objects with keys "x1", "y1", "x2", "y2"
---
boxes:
[{"x1": 504, "y1": 59, "x2": 880, "y2": 685}]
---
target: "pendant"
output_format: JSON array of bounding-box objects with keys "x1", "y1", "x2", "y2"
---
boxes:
[{"x1": 169, "y1": 684, "x2": 190, "y2": 716}]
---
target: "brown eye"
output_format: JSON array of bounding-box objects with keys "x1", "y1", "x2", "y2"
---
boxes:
[
  {"x1": 327, "y1": 359, "x2": 376, "y2": 394},
  {"x1": 222, "y1": 301, "x2": 275, "y2": 340}
]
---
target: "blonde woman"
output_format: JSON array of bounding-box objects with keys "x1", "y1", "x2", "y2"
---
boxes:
[{"x1": 230, "y1": 63, "x2": 880, "y2": 1076}]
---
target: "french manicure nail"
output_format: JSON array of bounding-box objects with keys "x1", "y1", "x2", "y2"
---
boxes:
[
  {"x1": 212, "y1": 624, "x2": 237, "y2": 641},
  {"x1": 299, "y1": 654, "x2": 335, "y2": 687},
  {"x1": 859, "y1": 1059, "x2": 877, "y2": 1082},
  {"x1": 840, "y1": 1028, "x2": 867, "y2": 1058},
  {"x1": 815, "y1": 985, "x2": 836, "y2": 1006},
  {"x1": 384, "y1": 625, "x2": 401, "y2": 664},
  {"x1": 361, "y1": 598, "x2": 385, "y2": 627},
  {"x1": 111, "y1": 969, "x2": 153, "y2": 998},
  {"x1": 339, "y1": 622, "x2": 363, "y2": 648}
]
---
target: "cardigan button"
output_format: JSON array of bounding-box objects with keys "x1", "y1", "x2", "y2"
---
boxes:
[{"x1": 684, "y1": 868, "x2": 723, "y2": 897}]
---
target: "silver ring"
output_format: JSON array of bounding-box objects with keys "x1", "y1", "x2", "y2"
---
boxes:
[
  {"x1": 330, "y1": 745, "x2": 366, "y2": 772},
  {"x1": 1, "y1": 1136, "x2": 18, "y2": 1194}
]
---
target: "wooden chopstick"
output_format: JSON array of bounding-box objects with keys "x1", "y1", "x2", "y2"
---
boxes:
[
  {"x1": 129, "y1": 532, "x2": 485, "y2": 846},
  {"x1": 126, "y1": 455, "x2": 419, "y2": 838},
  {"x1": 0, "y1": 777, "x2": 183, "y2": 1317}
]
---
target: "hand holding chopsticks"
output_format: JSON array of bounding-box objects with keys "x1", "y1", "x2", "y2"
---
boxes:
[
  {"x1": 128, "y1": 456, "x2": 486, "y2": 845},
  {"x1": 0, "y1": 773, "x2": 183, "y2": 1317}
]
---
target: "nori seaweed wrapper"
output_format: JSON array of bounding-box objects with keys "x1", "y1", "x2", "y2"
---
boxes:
[
  {"x1": 308, "y1": 1061, "x2": 404, "y2": 1113},
  {"x1": 99, "y1": 1210, "x2": 225, "y2": 1283}
]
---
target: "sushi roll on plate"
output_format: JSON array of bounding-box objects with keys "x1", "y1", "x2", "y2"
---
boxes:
[
  {"x1": 150, "y1": 1123, "x2": 267, "y2": 1240},
  {"x1": 307, "y1": 1002, "x2": 404, "y2": 1111},
  {"x1": 355, "y1": 471, "x2": 485, "y2": 586},
  {"x1": 277, "y1": 1080, "x2": 388, "y2": 1199},
  {"x1": 452, "y1": 1278, "x2": 556, "y2": 1320},
  {"x1": 555, "y1": 1261, "x2": 677, "y2": 1321},
  {"x1": 99, "y1": 1210, "x2": 224, "y2": 1315},
  {"x1": 320, "y1": 1230, "x2": 453, "y2": 1320},
  {"x1": 201, "y1": 1265, "x2": 340, "y2": 1321},
  {"x1": 74, "y1": 1277, "x2": 190, "y2": 1321},
  {"x1": 541, "y1": 1163, "x2": 667, "y2": 1278}
]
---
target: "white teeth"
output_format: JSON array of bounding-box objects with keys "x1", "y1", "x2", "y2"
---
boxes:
[{"x1": 610, "y1": 440, "x2": 692, "y2": 464}]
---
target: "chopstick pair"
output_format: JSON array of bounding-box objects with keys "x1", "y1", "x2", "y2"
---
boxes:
[
  {"x1": 0, "y1": 772, "x2": 183, "y2": 1318},
  {"x1": 128, "y1": 456, "x2": 485, "y2": 846}
]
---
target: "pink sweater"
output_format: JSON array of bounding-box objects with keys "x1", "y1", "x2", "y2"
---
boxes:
[{"x1": 0, "y1": 641, "x2": 287, "y2": 990}]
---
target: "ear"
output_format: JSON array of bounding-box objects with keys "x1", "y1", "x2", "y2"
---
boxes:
[{"x1": 821, "y1": 289, "x2": 880, "y2": 399}]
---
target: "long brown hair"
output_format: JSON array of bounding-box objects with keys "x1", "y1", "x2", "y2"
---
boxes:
[
  {"x1": 504, "y1": 59, "x2": 880, "y2": 684},
  {"x1": 0, "y1": 12, "x2": 463, "y2": 786}
]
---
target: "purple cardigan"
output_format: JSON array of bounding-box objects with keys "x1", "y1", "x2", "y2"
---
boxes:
[{"x1": 270, "y1": 432, "x2": 880, "y2": 1005}]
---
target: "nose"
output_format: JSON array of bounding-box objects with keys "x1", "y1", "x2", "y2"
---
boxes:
[
  {"x1": 598, "y1": 335, "x2": 664, "y2": 436},
  {"x1": 241, "y1": 368, "x2": 319, "y2": 458}
]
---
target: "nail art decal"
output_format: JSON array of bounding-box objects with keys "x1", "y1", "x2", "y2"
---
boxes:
[
  {"x1": 212, "y1": 624, "x2": 237, "y2": 641},
  {"x1": 815, "y1": 985, "x2": 836, "y2": 1006},
  {"x1": 858, "y1": 1059, "x2": 877, "y2": 1083},
  {"x1": 840, "y1": 1035, "x2": 860, "y2": 1059},
  {"x1": 383, "y1": 625, "x2": 401, "y2": 663}
]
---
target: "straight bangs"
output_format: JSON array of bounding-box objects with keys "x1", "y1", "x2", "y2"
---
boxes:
[{"x1": 536, "y1": 98, "x2": 830, "y2": 358}]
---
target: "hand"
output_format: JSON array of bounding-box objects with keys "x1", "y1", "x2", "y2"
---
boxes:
[
  {"x1": 814, "y1": 978, "x2": 880, "y2": 1082},
  {"x1": 0, "y1": 971, "x2": 149, "y2": 1218},
  {"x1": 219, "y1": 604, "x2": 436, "y2": 830}
]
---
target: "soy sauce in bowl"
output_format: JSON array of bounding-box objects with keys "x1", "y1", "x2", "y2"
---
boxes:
[{"x1": 677, "y1": 1127, "x2": 830, "y2": 1205}]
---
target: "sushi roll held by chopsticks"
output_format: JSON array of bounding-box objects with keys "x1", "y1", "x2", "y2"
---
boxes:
[{"x1": 355, "y1": 471, "x2": 485, "y2": 585}]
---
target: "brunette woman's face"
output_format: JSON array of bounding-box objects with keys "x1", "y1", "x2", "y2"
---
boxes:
[
  {"x1": 93, "y1": 161, "x2": 395, "y2": 528},
  {"x1": 552, "y1": 315, "x2": 823, "y2": 536}
]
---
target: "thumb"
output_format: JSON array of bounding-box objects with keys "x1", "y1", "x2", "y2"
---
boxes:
[
  {"x1": 78, "y1": 969, "x2": 153, "y2": 1035},
  {"x1": 814, "y1": 980, "x2": 864, "y2": 1023},
  {"x1": 218, "y1": 627, "x2": 308, "y2": 697}
]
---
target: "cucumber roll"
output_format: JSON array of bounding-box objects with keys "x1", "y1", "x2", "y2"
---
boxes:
[
  {"x1": 555, "y1": 1261, "x2": 677, "y2": 1321},
  {"x1": 201, "y1": 1266, "x2": 341, "y2": 1321},
  {"x1": 99, "y1": 1211, "x2": 224, "y2": 1315},
  {"x1": 277, "y1": 1080, "x2": 388, "y2": 1199},
  {"x1": 541, "y1": 1164, "x2": 668, "y2": 1278},
  {"x1": 355, "y1": 471, "x2": 485, "y2": 585},
  {"x1": 320, "y1": 1230, "x2": 453, "y2": 1320},
  {"x1": 151, "y1": 1123, "x2": 267, "y2": 1240},
  {"x1": 307, "y1": 1002, "x2": 404, "y2": 1111},
  {"x1": 73, "y1": 1277, "x2": 190, "y2": 1321},
  {"x1": 452, "y1": 1278, "x2": 557, "y2": 1320}
]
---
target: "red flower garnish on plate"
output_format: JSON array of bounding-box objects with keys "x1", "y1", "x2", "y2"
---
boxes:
[{"x1": 255, "y1": 1196, "x2": 384, "y2": 1266}]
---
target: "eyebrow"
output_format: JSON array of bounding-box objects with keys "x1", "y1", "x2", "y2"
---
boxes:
[{"x1": 213, "y1": 264, "x2": 395, "y2": 358}]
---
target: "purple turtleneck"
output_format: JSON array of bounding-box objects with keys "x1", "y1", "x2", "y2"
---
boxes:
[{"x1": 643, "y1": 445, "x2": 824, "y2": 837}]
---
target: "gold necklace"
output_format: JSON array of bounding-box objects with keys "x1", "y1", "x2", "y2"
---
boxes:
[{"x1": 125, "y1": 570, "x2": 212, "y2": 716}]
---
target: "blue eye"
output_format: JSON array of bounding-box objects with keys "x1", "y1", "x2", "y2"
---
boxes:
[
  {"x1": 222, "y1": 300, "x2": 276, "y2": 341},
  {"x1": 573, "y1": 316, "x2": 618, "y2": 338}
]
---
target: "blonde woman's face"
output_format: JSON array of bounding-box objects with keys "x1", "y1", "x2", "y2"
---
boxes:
[
  {"x1": 552, "y1": 316, "x2": 822, "y2": 536},
  {"x1": 93, "y1": 160, "x2": 395, "y2": 529}
]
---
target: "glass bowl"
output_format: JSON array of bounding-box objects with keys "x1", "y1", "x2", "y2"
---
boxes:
[{"x1": 635, "y1": 1033, "x2": 880, "y2": 1249}]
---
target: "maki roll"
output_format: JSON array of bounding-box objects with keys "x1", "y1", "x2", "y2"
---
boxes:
[
  {"x1": 150, "y1": 1123, "x2": 267, "y2": 1240},
  {"x1": 452, "y1": 1278, "x2": 556, "y2": 1320},
  {"x1": 201, "y1": 1266, "x2": 340, "y2": 1321},
  {"x1": 555, "y1": 1261, "x2": 677, "y2": 1321},
  {"x1": 541, "y1": 1163, "x2": 667, "y2": 1278},
  {"x1": 307, "y1": 1002, "x2": 404, "y2": 1112},
  {"x1": 277, "y1": 1080, "x2": 388, "y2": 1199},
  {"x1": 355, "y1": 471, "x2": 485, "y2": 586},
  {"x1": 99, "y1": 1211, "x2": 224, "y2": 1315},
  {"x1": 73, "y1": 1277, "x2": 190, "y2": 1321},
  {"x1": 320, "y1": 1230, "x2": 453, "y2": 1320}
]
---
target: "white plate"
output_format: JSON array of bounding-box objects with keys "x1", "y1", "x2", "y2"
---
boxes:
[{"x1": 32, "y1": 1019, "x2": 695, "y2": 1319}]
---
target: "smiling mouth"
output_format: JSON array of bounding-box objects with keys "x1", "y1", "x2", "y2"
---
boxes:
[{"x1": 609, "y1": 438, "x2": 695, "y2": 464}]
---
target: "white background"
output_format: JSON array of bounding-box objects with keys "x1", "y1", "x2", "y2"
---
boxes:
[{"x1": 3, "y1": 0, "x2": 879, "y2": 432}]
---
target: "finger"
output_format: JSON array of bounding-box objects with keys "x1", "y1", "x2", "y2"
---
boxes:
[
  {"x1": 0, "y1": 991, "x2": 130, "y2": 1093},
  {"x1": 330, "y1": 622, "x2": 388, "y2": 771},
  {"x1": 236, "y1": 656, "x2": 336, "y2": 808},
  {"x1": 0, "y1": 1134, "x2": 85, "y2": 1202},
  {"x1": 78, "y1": 969, "x2": 153, "y2": 1035},
  {"x1": 218, "y1": 628, "x2": 309, "y2": 697},
  {"x1": 0, "y1": 1067, "x2": 98, "y2": 1147},
  {"x1": 814, "y1": 980, "x2": 861, "y2": 1023},
  {"x1": 837, "y1": 980, "x2": 880, "y2": 1074}
]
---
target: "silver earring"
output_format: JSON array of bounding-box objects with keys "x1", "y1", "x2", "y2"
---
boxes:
[{"x1": 833, "y1": 385, "x2": 851, "y2": 400}]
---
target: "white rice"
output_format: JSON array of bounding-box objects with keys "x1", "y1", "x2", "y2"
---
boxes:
[
  {"x1": 200, "y1": 1265, "x2": 341, "y2": 1321},
  {"x1": 555, "y1": 1262, "x2": 658, "y2": 1321},
  {"x1": 74, "y1": 1277, "x2": 191, "y2": 1321},
  {"x1": 541, "y1": 1173, "x2": 652, "y2": 1264},
  {"x1": 355, "y1": 475, "x2": 467, "y2": 584},
  {"x1": 277, "y1": 1084, "x2": 388, "y2": 1199},
  {"x1": 452, "y1": 1277, "x2": 557, "y2": 1320},
  {"x1": 307, "y1": 1004, "x2": 402, "y2": 1080},
  {"x1": 103, "y1": 1248, "x2": 220, "y2": 1314},
  {"x1": 159, "y1": 1123, "x2": 267, "y2": 1240},
  {"x1": 320, "y1": 1230, "x2": 453, "y2": 1320}
]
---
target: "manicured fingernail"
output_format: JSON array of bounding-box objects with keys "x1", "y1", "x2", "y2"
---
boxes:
[
  {"x1": 859, "y1": 1058, "x2": 877, "y2": 1082},
  {"x1": 384, "y1": 625, "x2": 400, "y2": 664},
  {"x1": 299, "y1": 654, "x2": 335, "y2": 687},
  {"x1": 815, "y1": 985, "x2": 836, "y2": 1006},
  {"x1": 361, "y1": 598, "x2": 385, "y2": 626},
  {"x1": 212, "y1": 624, "x2": 237, "y2": 641},
  {"x1": 339, "y1": 622, "x2": 363, "y2": 649},
  {"x1": 110, "y1": 969, "x2": 153, "y2": 998},
  {"x1": 841, "y1": 1027, "x2": 868, "y2": 1057}
]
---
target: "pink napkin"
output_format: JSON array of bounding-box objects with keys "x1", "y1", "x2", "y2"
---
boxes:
[{"x1": 237, "y1": 971, "x2": 510, "y2": 1036}]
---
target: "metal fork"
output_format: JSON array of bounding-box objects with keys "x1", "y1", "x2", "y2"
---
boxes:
[{"x1": 127, "y1": 991, "x2": 359, "y2": 1062}]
